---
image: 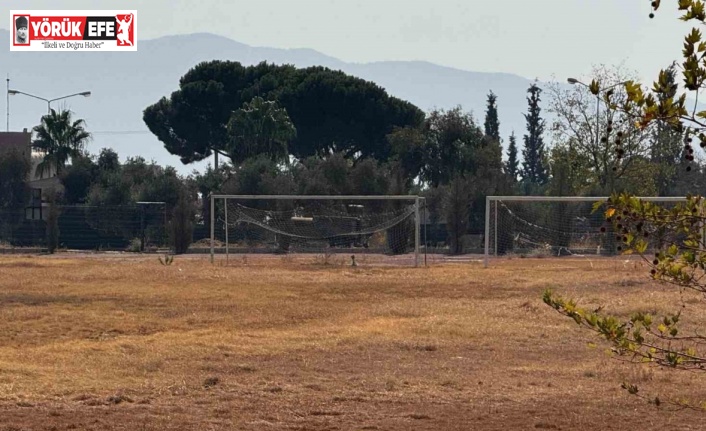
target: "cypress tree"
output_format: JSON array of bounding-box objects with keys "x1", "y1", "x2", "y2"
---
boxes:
[
  {"x1": 505, "y1": 131, "x2": 519, "y2": 182},
  {"x1": 521, "y1": 83, "x2": 549, "y2": 188},
  {"x1": 484, "y1": 91, "x2": 500, "y2": 142}
]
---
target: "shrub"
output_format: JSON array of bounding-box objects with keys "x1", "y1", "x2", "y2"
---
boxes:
[{"x1": 170, "y1": 191, "x2": 195, "y2": 254}]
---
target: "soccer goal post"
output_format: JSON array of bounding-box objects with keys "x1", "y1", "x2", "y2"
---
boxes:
[
  {"x1": 210, "y1": 195, "x2": 425, "y2": 267},
  {"x1": 484, "y1": 196, "x2": 689, "y2": 268}
]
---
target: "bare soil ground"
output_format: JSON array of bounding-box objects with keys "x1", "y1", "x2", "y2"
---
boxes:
[{"x1": 0, "y1": 254, "x2": 705, "y2": 430}]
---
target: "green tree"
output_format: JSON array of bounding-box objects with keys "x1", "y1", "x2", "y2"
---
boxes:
[
  {"x1": 223, "y1": 155, "x2": 295, "y2": 197},
  {"x1": 97, "y1": 148, "x2": 120, "y2": 172},
  {"x1": 521, "y1": 84, "x2": 549, "y2": 191},
  {"x1": 143, "y1": 61, "x2": 424, "y2": 167},
  {"x1": 227, "y1": 96, "x2": 296, "y2": 164},
  {"x1": 418, "y1": 106, "x2": 508, "y2": 253},
  {"x1": 293, "y1": 153, "x2": 352, "y2": 196},
  {"x1": 170, "y1": 188, "x2": 196, "y2": 254},
  {"x1": 484, "y1": 91, "x2": 500, "y2": 142},
  {"x1": 505, "y1": 131, "x2": 519, "y2": 183},
  {"x1": 191, "y1": 163, "x2": 233, "y2": 232},
  {"x1": 32, "y1": 108, "x2": 91, "y2": 178},
  {"x1": 0, "y1": 149, "x2": 31, "y2": 244},
  {"x1": 422, "y1": 107, "x2": 485, "y2": 187},
  {"x1": 349, "y1": 158, "x2": 392, "y2": 196},
  {"x1": 546, "y1": 65, "x2": 652, "y2": 195},
  {"x1": 443, "y1": 175, "x2": 472, "y2": 255},
  {"x1": 0, "y1": 149, "x2": 30, "y2": 211},
  {"x1": 143, "y1": 76, "x2": 231, "y2": 167},
  {"x1": 60, "y1": 155, "x2": 98, "y2": 204},
  {"x1": 387, "y1": 126, "x2": 426, "y2": 188},
  {"x1": 85, "y1": 155, "x2": 192, "y2": 247}
]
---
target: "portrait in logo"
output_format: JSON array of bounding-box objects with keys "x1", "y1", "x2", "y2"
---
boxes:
[
  {"x1": 115, "y1": 13, "x2": 133, "y2": 46},
  {"x1": 14, "y1": 15, "x2": 29, "y2": 44}
]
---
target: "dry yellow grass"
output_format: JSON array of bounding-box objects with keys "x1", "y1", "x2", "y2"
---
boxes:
[{"x1": 0, "y1": 254, "x2": 705, "y2": 430}]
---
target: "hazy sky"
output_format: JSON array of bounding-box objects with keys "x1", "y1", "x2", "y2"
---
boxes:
[{"x1": 1, "y1": 0, "x2": 691, "y2": 84}]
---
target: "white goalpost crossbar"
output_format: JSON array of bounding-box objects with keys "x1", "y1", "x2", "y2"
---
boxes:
[
  {"x1": 484, "y1": 195, "x2": 690, "y2": 268},
  {"x1": 210, "y1": 194, "x2": 425, "y2": 267}
]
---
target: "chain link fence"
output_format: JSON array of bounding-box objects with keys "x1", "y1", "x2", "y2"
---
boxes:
[{"x1": 0, "y1": 204, "x2": 175, "y2": 252}]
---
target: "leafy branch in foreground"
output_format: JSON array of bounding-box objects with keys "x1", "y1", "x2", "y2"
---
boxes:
[
  {"x1": 596, "y1": 193, "x2": 706, "y2": 293},
  {"x1": 543, "y1": 289, "x2": 706, "y2": 410},
  {"x1": 544, "y1": 192, "x2": 706, "y2": 409},
  {"x1": 543, "y1": 0, "x2": 706, "y2": 408},
  {"x1": 544, "y1": 290, "x2": 701, "y2": 370}
]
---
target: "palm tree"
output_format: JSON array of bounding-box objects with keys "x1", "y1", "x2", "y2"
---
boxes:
[
  {"x1": 226, "y1": 96, "x2": 296, "y2": 164},
  {"x1": 32, "y1": 108, "x2": 91, "y2": 178}
]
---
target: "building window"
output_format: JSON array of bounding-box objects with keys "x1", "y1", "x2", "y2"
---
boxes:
[{"x1": 26, "y1": 188, "x2": 43, "y2": 220}]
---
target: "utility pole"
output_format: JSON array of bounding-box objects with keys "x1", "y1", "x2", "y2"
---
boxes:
[{"x1": 6, "y1": 74, "x2": 9, "y2": 131}]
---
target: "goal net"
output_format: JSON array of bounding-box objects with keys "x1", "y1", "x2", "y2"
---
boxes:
[
  {"x1": 210, "y1": 195, "x2": 423, "y2": 266},
  {"x1": 484, "y1": 196, "x2": 688, "y2": 267}
]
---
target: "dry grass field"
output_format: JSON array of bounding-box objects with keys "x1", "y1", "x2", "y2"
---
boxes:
[{"x1": 0, "y1": 254, "x2": 705, "y2": 430}]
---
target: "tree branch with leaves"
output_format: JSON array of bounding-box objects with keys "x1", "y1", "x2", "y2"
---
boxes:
[{"x1": 544, "y1": 0, "x2": 706, "y2": 410}]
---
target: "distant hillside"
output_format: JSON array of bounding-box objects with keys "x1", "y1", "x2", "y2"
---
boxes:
[{"x1": 1, "y1": 30, "x2": 540, "y2": 175}]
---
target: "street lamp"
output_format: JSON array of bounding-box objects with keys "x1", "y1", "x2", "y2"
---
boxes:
[
  {"x1": 568, "y1": 77, "x2": 630, "y2": 191},
  {"x1": 567, "y1": 78, "x2": 628, "y2": 148},
  {"x1": 7, "y1": 89, "x2": 91, "y2": 114}
]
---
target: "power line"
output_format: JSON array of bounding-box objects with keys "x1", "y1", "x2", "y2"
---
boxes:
[{"x1": 91, "y1": 131, "x2": 152, "y2": 135}]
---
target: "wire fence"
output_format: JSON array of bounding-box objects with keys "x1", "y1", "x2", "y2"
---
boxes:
[
  {"x1": 0, "y1": 205, "x2": 180, "y2": 252},
  {"x1": 0, "y1": 202, "x2": 504, "y2": 257}
]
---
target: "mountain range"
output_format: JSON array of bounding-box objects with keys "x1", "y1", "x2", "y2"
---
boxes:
[{"x1": 1, "y1": 30, "x2": 543, "y2": 175}]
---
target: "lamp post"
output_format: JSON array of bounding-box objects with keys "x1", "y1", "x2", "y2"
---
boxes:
[
  {"x1": 567, "y1": 78, "x2": 629, "y2": 191},
  {"x1": 7, "y1": 89, "x2": 91, "y2": 114},
  {"x1": 567, "y1": 78, "x2": 627, "y2": 149}
]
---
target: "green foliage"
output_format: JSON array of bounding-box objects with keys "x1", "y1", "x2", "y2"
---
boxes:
[
  {"x1": 32, "y1": 108, "x2": 91, "y2": 178},
  {"x1": 224, "y1": 155, "x2": 296, "y2": 197},
  {"x1": 60, "y1": 155, "x2": 98, "y2": 204},
  {"x1": 289, "y1": 153, "x2": 395, "y2": 197},
  {"x1": 443, "y1": 175, "x2": 472, "y2": 255},
  {"x1": 170, "y1": 189, "x2": 195, "y2": 255},
  {"x1": 0, "y1": 149, "x2": 31, "y2": 243},
  {"x1": 127, "y1": 238, "x2": 142, "y2": 253},
  {"x1": 599, "y1": 193, "x2": 706, "y2": 291},
  {"x1": 549, "y1": 191, "x2": 706, "y2": 408},
  {"x1": 0, "y1": 149, "x2": 30, "y2": 210},
  {"x1": 88, "y1": 169, "x2": 132, "y2": 207},
  {"x1": 226, "y1": 96, "x2": 296, "y2": 164},
  {"x1": 521, "y1": 83, "x2": 549, "y2": 190},
  {"x1": 422, "y1": 107, "x2": 487, "y2": 187},
  {"x1": 97, "y1": 148, "x2": 120, "y2": 172},
  {"x1": 143, "y1": 61, "x2": 424, "y2": 165},
  {"x1": 80, "y1": 152, "x2": 191, "y2": 248},
  {"x1": 387, "y1": 126, "x2": 426, "y2": 186},
  {"x1": 139, "y1": 166, "x2": 186, "y2": 207},
  {"x1": 88, "y1": 156, "x2": 187, "y2": 208},
  {"x1": 505, "y1": 132, "x2": 520, "y2": 183},
  {"x1": 547, "y1": 65, "x2": 654, "y2": 195},
  {"x1": 484, "y1": 91, "x2": 500, "y2": 142},
  {"x1": 544, "y1": 287, "x2": 706, "y2": 406},
  {"x1": 349, "y1": 158, "x2": 393, "y2": 196}
]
